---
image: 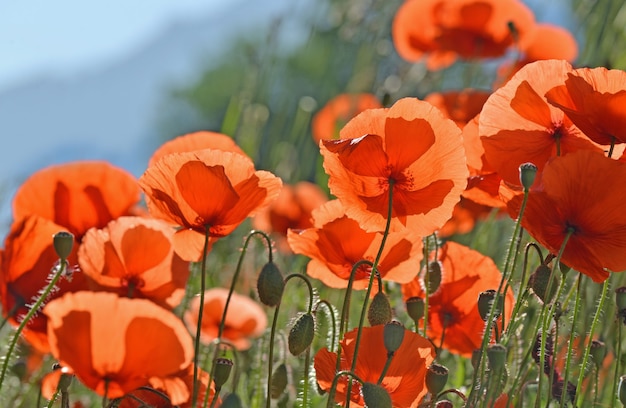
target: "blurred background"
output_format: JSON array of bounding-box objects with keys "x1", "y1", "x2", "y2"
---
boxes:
[{"x1": 0, "y1": 0, "x2": 622, "y2": 235}]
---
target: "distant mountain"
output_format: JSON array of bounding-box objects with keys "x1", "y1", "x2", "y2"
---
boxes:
[{"x1": 0, "y1": 0, "x2": 313, "y2": 233}]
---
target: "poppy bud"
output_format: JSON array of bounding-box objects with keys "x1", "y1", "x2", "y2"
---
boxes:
[
  {"x1": 368, "y1": 292, "x2": 392, "y2": 326},
  {"x1": 257, "y1": 261, "x2": 284, "y2": 307},
  {"x1": 487, "y1": 344, "x2": 507, "y2": 372},
  {"x1": 213, "y1": 358, "x2": 233, "y2": 389},
  {"x1": 529, "y1": 264, "x2": 557, "y2": 304},
  {"x1": 10, "y1": 360, "x2": 26, "y2": 381},
  {"x1": 618, "y1": 375, "x2": 626, "y2": 407},
  {"x1": 471, "y1": 349, "x2": 482, "y2": 371},
  {"x1": 559, "y1": 261, "x2": 571, "y2": 275},
  {"x1": 53, "y1": 231, "x2": 74, "y2": 260},
  {"x1": 435, "y1": 401, "x2": 454, "y2": 408},
  {"x1": 57, "y1": 372, "x2": 74, "y2": 393},
  {"x1": 519, "y1": 162, "x2": 537, "y2": 190},
  {"x1": 383, "y1": 321, "x2": 405, "y2": 354},
  {"x1": 270, "y1": 363, "x2": 288, "y2": 399},
  {"x1": 406, "y1": 297, "x2": 424, "y2": 324},
  {"x1": 425, "y1": 363, "x2": 448, "y2": 396},
  {"x1": 361, "y1": 382, "x2": 392, "y2": 408},
  {"x1": 590, "y1": 340, "x2": 607, "y2": 369},
  {"x1": 424, "y1": 260, "x2": 442, "y2": 294},
  {"x1": 219, "y1": 392, "x2": 243, "y2": 408},
  {"x1": 288, "y1": 313, "x2": 315, "y2": 356},
  {"x1": 616, "y1": 287, "x2": 626, "y2": 310},
  {"x1": 477, "y1": 289, "x2": 502, "y2": 322}
]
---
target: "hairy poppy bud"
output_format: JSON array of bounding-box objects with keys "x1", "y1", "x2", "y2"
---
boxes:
[
  {"x1": 471, "y1": 349, "x2": 482, "y2": 371},
  {"x1": 529, "y1": 264, "x2": 557, "y2": 304},
  {"x1": 590, "y1": 340, "x2": 607, "y2": 369},
  {"x1": 519, "y1": 162, "x2": 537, "y2": 190},
  {"x1": 436, "y1": 400, "x2": 454, "y2": 408},
  {"x1": 406, "y1": 297, "x2": 424, "y2": 324},
  {"x1": 426, "y1": 363, "x2": 448, "y2": 396},
  {"x1": 477, "y1": 289, "x2": 502, "y2": 322},
  {"x1": 288, "y1": 313, "x2": 315, "y2": 356},
  {"x1": 271, "y1": 363, "x2": 288, "y2": 399},
  {"x1": 619, "y1": 375, "x2": 626, "y2": 406},
  {"x1": 213, "y1": 358, "x2": 233, "y2": 389},
  {"x1": 487, "y1": 344, "x2": 507, "y2": 372},
  {"x1": 383, "y1": 321, "x2": 405, "y2": 354},
  {"x1": 257, "y1": 262, "x2": 284, "y2": 307},
  {"x1": 219, "y1": 392, "x2": 243, "y2": 408},
  {"x1": 361, "y1": 382, "x2": 392, "y2": 408},
  {"x1": 53, "y1": 231, "x2": 74, "y2": 260},
  {"x1": 616, "y1": 287, "x2": 626, "y2": 310},
  {"x1": 424, "y1": 260, "x2": 442, "y2": 294},
  {"x1": 368, "y1": 292, "x2": 392, "y2": 326}
]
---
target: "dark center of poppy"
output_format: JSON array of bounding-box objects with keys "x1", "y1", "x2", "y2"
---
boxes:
[{"x1": 122, "y1": 276, "x2": 145, "y2": 298}]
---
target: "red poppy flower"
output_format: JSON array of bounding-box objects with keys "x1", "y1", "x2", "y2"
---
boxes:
[
  {"x1": 315, "y1": 325, "x2": 435, "y2": 407},
  {"x1": 12, "y1": 161, "x2": 140, "y2": 240},
  {"x1": 144, "y1": 365, "x2": 220, "y2": 408},
  {"x1": 287, "y1": 200, "x2": 422, "y2": 289},
  {"x1": 0, "y1": 215, "x2": 88, "y2": 352},
  {"x1": 320, "y1": 98, "x2": 468, "y2": 235},
  {"x1": 184, "y1": 288, "x2": 267, "y2": 350},
  {"x1": 252, "y1": 181, "x2": 328, "y2": 252},
  {"x1": 402, "y1": 241, "x2": 515, "y2": 356},
  {"x1": 78, "y1": 216, "x2": 190, "y2": 309},
  {"x1": 503, "y1": 150, "x2": 626, "y2": 282},
  {"x1": 139, "y1": 149, "x2": 282, "y2": 261},
  {"x1": 424, "y1": 89, "x2": 491, "y2": 129},
  {"x1": 392, "y1": 0, "x2": 535, "y2": 70},
  {"x1": 43, "y1": 291, "x2": 194, "y2": 401},
  {"x1": 480, "y1": 60, "x2": 603, "y2": 188},
  {"x1": 311, "y1": 93, "x2": 382, "y2": 143},
  {"x1": 545, "y1": 66, "x2": 626, "y2": 146},
  {"x1": 148, "y1": 131, "x2": 246, "y2": 167}
]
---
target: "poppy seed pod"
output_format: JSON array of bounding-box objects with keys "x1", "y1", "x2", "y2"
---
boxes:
[
  {"x1": 529, "y1": 264, "x2": 557, "y2": 304},
  {"x1": 383, "y1": 321, "x2": 405, "y2": 354},
  {"x1": 53, "y1": 231, "x2": 74, "y2": 260},
  {"x1": 213, "y1": 358, "x2": 233, "y2": 389},
  {"x1": 257, "y1": 261, "x2": 285, "y2": 307},
  {"x1": 219, "y1": 392, "x2": 243, "y2": 408},
  {"x1": 519, "y1": 162, "x2": 538, "y2": 190},
  {"x1": 288, "y1": 313, "x2": 315, "y2": 356},
  {"x1": 616, "y1": 287, "x2": 626, "y2": 310},
  {"x1": 471, "y1": 349, "x2": 483, "y2": 371},
  {"x1": 487, "y1": 344, "x2": 507, "y2": 372},
  {"x1": 477, "y1": 289, "x2": 502, "y2": 322},
  {"x1": 270, "y1": 363, "x2": 288, "y2": 399},
  {"x1": 619, "y1": 375, "x2": 626, "y2": 407},
  {"x1": 361, "y1": 382, "x2": 392, "y2": 408},
  {"x1": 435, "y1": 400, "x2": 454, "y2": 408},
  {"x1": 368, "y1": 291, "x2": 392, "y2": 326},
  {"x1": 425, "y1": 363, "x2": 448, "y2": 396},
  {"x1": 406, "y1": 297, "x2": 425, "y2": 324},
  {"x1": 424, "y1": 260, "x2": 442, "y2": 294},
  {"x1": 590, "y1": 340, "x2": 607, "y2": 369}
]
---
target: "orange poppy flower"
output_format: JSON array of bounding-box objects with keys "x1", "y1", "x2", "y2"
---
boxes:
[
  {"x1": 311, "y1": 93, "x2": 382, "y2": 143},
  {"x1": 148, "y1": 131, "x2": 246, "y2": 167},
  {"x1": 545, "y1": 66, "x2": 626, "y2": 146},
  {"x1": 320, "y1": 97, "x2": 468, "y2": 235},
  {"x1": 12, "y1": 161, "x2": 140, "y2": 240},
  {"x1": 402, "y1": 241, "x2": 515, "y2": 356},
  {"x1": 287, "y1": 200, "x2": 423, "y2": 289},
  {"x1": 392, "y1": 0, "x2": 535, "y2": 70},
  {"x1": 503, "y1": 150, "x2": 626, "y2": 282},
  {"x1": 424, "y1": 89, "x2": 491, "y2": 129},
  {"x1": 43, "y1": 291, "x2": 194, "y2": 401},
  {"x1": 480, "y1": 60, "x2": 603, "y2": 188},
  {"x1": 139, "y1": 149, "x2": 282, "y2": 261},
  {"x1": 0, "y1": 215, "x2": 88, "y2": 352},
  {"x1": 315, "y1": 325, "x2": 435, "y2": 407},
  {"x1": 184, "y1": 288, "x2": 267, "y2": 350},
  {"x1": 78, "y1": 216, "x2": 190, "y2": 309},
  {"x1": 252, "y1": 181, "x2": 328, "y2": 252},
  {"x1": 145, "y1": 364, "x2": 219, "y2": 408}
]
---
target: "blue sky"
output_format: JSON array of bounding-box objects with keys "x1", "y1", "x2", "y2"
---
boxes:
[{"x1": 0, "y1": 0, "x2": 226, "y2": 90}]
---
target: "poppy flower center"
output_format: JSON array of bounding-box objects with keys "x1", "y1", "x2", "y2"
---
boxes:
[{"x1": 122, "y1": 276, "x2": 145, "y2": 298}]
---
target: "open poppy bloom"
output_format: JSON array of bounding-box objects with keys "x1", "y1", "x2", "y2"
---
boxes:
[
  {"x1": 44, "y1": 292, "x2": 194, "y2": 403},
  {"x1": 0, "y1": 215, "x2": 88, "y2": 352},
  {"x1": 545, "y1": 66, "x2": 626, "y2": 147},
  {"x1": 402, "y1": 241, "x2": 515, "y2": 356},
  {"x1": 311, "y1": 93, "x2": 382, "y2": 143},
  {"x1": 78, "y1": 216, "x2": 190, "y2": 309},
  {"x1": 12, "y1": 161, "x2": 141, "y2": 240},
  {"x1": 480, "y1": 60, "x2": 603, "y2": 188},
  {"x1": 139, "y1": 149, "x2": 282, "y2": 261},
  {"x1": 184, "y1": 288, "x2": 267, "y2": 350},
  {"x1": 287, "y1": 200, "x2": 422, "y2": 289},
  {"x1": 424, "y1": 89, "x2": 491, "y2": 129},
  {"x1": 320, "y1": 97, "x2": 468, "y2": 235},
  {"x1": 148, "y1": 131, "x2": 246, "y2": 167},
  {"x1": 392, "y1": 0, "x2": 535, "y2": 70},
  {"x1": 503, "y1": 150, "x2": 626, "y2": 282},
  {"x1": 252, "y1": 181, "x2": 328, "y2": 252},
  {"x1": 314, "y1": 325, "x2": 435, "y2": 407}
]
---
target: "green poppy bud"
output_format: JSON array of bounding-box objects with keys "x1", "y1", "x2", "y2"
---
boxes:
[
  {"x1": 425, "y1": 363, "x2": 448, "y2": 396},
  {"x1": 406, "y1": 297, "x2": 424, "y2": 324},
  {"x1": 383, "y1": 321, "x2": 405, "y2": 354},
  {"x1": 213, "y1": 358, "x2": 233, "y2": 389},
  {"x1": 257, "y1": 261, "x2": 284, "y2": 307},
  {"x1": 288, "y1": 313, "x2": 315, "y2": 356},
  {"x1": 529, "y1": 264, "x2": 557, "y2": 304},
  {"x1": 53, "y1": 231, "x2": 74, "y2": 260},
  {"x1": 219, "y1": 392, "x2": 243, "y2": 408},
  {"x1": 487, "y1": 343, "x2": 507, "y2": 372},
  {"x1": 617, "y1": 287, "x2": 626, "y2": 310},
  {"x1": 590, "y1": 340, "x2": 607, "y2": 369},
  {"x1": 519, "y1": 162, "x2": 537, "y2": 190},
  {"x1": 368, "y1": 291, "x2": 392, "y2": 326},
  {"x1": 361, "y1": 382, "x2": 392, "y2": 408},
  {"x1": 424, "y1": 260, "x2": 442, "y2": 294},
  {"x1": 619, "y1": 375, "x2": 626, "y2": 407},
  {"x1": 477, "y1": 289, "x2": 502, "y2": 322},
  {"x1": 270, "y1": 363, "x2": 288, "y2": 399}
]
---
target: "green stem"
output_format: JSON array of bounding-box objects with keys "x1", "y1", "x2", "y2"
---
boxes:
[
  {"x1": 192, "y1": 226, "x2": 211, "y2": 408},
  {"x1": 612, "y1": 320, "x2": 622, "y2": 408},
  {"x1": 376, "y1": 353, "x2": 395, "y2": 384},
  {"x1": 327, "y1": 371, "x2": 364, "y2": 408},
  {"x1": 559, "y1": 273, "x2": 583, "y2": 408},
  {"x1": 266, "y1": 301, "x2": 282, "y2": 408}
]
